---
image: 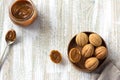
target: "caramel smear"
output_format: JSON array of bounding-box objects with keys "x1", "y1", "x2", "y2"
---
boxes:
[
  {"x1": 50, "y1": 50, "x2": 62, "y2": 64},
  {"x1": 11, "y1": 1, "x2": 33, "y2": 20},
  {"x1": 6, "y1": 29, "x2": 16, "y2": 42}
]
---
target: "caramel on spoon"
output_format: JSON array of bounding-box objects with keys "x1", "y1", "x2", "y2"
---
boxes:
[{"x1": 0, "y1": 29, "x2": 16, "y2": 69}]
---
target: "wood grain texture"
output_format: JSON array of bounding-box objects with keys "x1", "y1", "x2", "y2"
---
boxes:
[{"x1": 0, "y1": 0, "x2": 120, "y2": 80}]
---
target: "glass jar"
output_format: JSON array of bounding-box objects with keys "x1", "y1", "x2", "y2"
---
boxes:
[{"x1": 9, "y1": 0, "x2": 37, "y2": 26}]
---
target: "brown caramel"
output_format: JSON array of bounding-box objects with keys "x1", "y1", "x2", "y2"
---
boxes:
[
  {"x1": 11, "y1": 1, "x2": 33, "y2": 20},
  {"x1": 69, "y1": 48, "x2": 81, "y2": 63},
  {"x1": 9, "y1": 0, "x2": 37, "y2": 26},
  {"x1": 6, "y1": 29, "x2": 16, "y2": 42},
  {"x1": 50, "y1": 50, "x2": 62, "y2": 64}
]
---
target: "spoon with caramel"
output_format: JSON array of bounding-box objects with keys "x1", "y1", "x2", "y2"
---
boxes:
[{"x1": 0, "y1": 29, "x2": 16, "y2": 68}]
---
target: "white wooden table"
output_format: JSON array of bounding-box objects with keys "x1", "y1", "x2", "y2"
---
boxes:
[{"x1": 0, "y1": 0, "x2": 120, "y2": 80}]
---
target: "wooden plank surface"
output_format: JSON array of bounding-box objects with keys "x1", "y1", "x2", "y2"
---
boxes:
[{"x1": 0, "y1": 0, "x2": 120, "y2": 80}]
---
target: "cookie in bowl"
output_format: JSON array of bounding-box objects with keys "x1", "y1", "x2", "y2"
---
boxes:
[{"x1": 69, "y1": 48, "x2": 81, "y2": 63}]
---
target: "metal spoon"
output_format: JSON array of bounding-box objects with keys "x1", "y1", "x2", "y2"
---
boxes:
[{"x1": 0, "y1": 29, "x2": 16, "y2": 68}]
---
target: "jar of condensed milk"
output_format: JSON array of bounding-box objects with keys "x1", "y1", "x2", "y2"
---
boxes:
[{"x1": 9, "y1": 0, "x2": 37, "y2": 26}]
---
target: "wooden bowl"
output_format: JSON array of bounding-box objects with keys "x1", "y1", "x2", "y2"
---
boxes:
[
  {"x1": 67, "y1": 32, "x2": 107, "y2": 72},
  {"x1": 9, "y1": 0, "x2": 37, "y2": 26}
]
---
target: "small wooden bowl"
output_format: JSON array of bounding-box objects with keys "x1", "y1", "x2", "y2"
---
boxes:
[
  {"x1": 68, "y1": 32, "x2": 107, "y2": 72},
  {"x1": 9, "y1": 0, "x2": 37, "y2": 26}
]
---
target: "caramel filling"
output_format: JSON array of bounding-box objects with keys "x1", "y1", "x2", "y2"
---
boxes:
[
  {"x1": 50, "y1": 50, "x2": 62, "y2": 63},
  {"x1": 69, "y1": 48, "x2": 81, "y2": 63},
  {"x1": 11, "y1": 1, "x2": 33, "y2": 20}
]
